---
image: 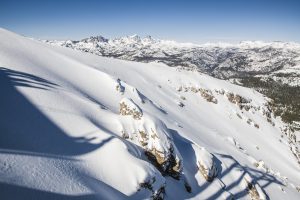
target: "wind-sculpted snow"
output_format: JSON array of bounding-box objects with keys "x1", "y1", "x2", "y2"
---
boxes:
[{"x1": 1, "y1": 28, "x2": 300, "y2": 199}]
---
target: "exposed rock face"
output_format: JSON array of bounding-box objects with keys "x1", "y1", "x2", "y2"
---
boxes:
[
  {"x1": 177, "y1": 101, "x2": 185, "y2": 107},
  {"x1": 226, "y1": 92, "x2": 250, "y2": 105},
  {"x1": 244, "y1": 179, "x2": 267, "y2": 200},
  {"x1": 199, "y1": 88, "x2": 218, "y2": 104},
  {"x1": 138, "y1": 177, "x2": 166, "y2": 200},
  {"x1": 198, "y1": 161, "x2": 218, "y2": 182},
  {"x1": 215, "y1": 88, "x2": 225, "y2": 95},
  {"x1": 240, "y1": 173, "x2": 267, "y2": 200},
  {"x1": 226, "y1": 92, "x2": 256, "y2": 112},
  {"x1": 178, "y1": 86, "x2": 218, "y2": 104},
  {"x1": 246, "y1": 182, "x2": 261, "y2": 200},
  {"x1": 120, "y1": 113, "x2": 183, "y2": 180},
  {"x1": 119, "y1": 98, "x2": 143, "y2": 120},
  {"x1": 193, "y1": 145, "x2": 218, "y2": 182},
  {"x1": 138, "y1": 124, "x2": 182, "y2": 179},
  {"x1": 145, "y1": 145, "x2": 182, "y2": 180},
  {"x1": 115, "y1": 78, "x2": 125, "y2": 94}
]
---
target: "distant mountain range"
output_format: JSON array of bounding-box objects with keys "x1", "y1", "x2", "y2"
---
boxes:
[
  {"x1": 44, "y1": 35, "x2": 300, "y2": 80},
  {"x1": 45, "y1": 35, "x2": 300, "y2": 125}
]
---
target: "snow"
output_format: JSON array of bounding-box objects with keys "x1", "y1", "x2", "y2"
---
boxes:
[
  {"x1": 45, "y1": 33, "x2": 300, "y2": 82},
  {"x1": 0, "y1": 28, "x2": 300, "y2": 199}
]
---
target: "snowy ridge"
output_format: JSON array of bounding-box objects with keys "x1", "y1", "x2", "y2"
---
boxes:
[
  {"x1": 1, "y1": 28, "x2": 300, "y2": 199},
  {"x1": 45, "y1": 34, "x2": 300, "y2": 81}
]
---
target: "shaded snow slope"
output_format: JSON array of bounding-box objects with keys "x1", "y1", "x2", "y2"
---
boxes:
[{"x1": 0, "y1": 28, "x2": 299, "y2": 199}]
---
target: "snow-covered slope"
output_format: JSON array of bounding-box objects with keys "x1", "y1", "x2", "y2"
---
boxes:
[
  {"x1": 46, "y1": 35, "x2": 300, "y2": 129},
  {"x1": 1, "y1": 28, "x2": 299, "y2": 199}
]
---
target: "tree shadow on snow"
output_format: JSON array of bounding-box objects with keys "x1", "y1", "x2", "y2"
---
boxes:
[
  {"x1": 169, "y1": 129, "x2": 283, "y2": 200},
  {"x1": 0, "y1": 67, "x2": 103, "y2": 156},
  {"x1": 0, "y1": 67, "x2": 285, "y2": 200},
  {"x1": 0, "y1": 67, "x2": 58, "y2": 90},
  {"x1": 0, "y1": 67, "x2": 142, "y2": 200},
  {"x1": 0, "y1": 179, "x2": 127, "y2": 200},
  {"x1": 169, "y1": 129, "x2": 224, "y2": 199}
]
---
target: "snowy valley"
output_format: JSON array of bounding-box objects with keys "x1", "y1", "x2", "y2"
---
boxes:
[{"x1": 0, "y1": 28, "x2": 300, "y2": 200}]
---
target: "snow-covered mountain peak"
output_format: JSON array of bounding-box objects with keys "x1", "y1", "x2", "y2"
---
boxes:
[
  {"x1": 81, "y1": 35, "x2": 109, "y2": 43},
  {"x1": 111, "y1": 34, "x2": 160, "y2": 46}
]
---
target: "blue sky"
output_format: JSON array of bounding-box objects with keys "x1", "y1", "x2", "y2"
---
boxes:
[{"x1": 0, "y1": 0, "x2": 299, "y2": 43}]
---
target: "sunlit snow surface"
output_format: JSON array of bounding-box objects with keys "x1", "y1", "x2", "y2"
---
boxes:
[{"x1": 0, "y1": 28, "x2": 299, "y2": 200}]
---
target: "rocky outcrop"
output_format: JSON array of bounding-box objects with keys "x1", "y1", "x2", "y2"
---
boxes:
[
  {"x1": 139, "y1": 125, "x2": 182, "y2": 179},
  {"x1": 193, "y1": 145, "x2": 218, "y2": 182},
  {"x1": 226, "y1": 92, "x2": 250, "y2": 105},
  {"x1": 244, "y1": 178, "x2": 267, "y2": 200},
  {"x1": 121, "y1": 115, "x2": 183, "y2": 179},
  {"x1": 199, "y1": 88, "x2": 218, "y2": 104},
  {"x1": 177, "y1": 86, "x2": 218, "y2": 104},
  {"x1": 145, "y1": 144, "x2": 182, "y2": 179},
  {"x1": 138, "y1": 177, "x2": 165, "y2": 200},
  {"x1": 226, "y1": 92, "x2": 257, "y2": 112},
  {"x1": 115, "y1": 78, "x2": 125, "y2": 94},
  {"x1": 177, "y1": 101, "x2": 185, "y2": 107},
  {"x1": 119, "y1": 98, "x2": 143, "y2": 120}
]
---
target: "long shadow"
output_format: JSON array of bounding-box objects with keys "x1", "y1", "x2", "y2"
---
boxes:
[
  {"x1": 135, "y1": 88, "x2": 168, "y2": 114},
  {"x1": 0, "y1": 67, "x2": 177, "y2": 200},
  {"x1": 168, "y1": 129, "x2": 213, "y2": 198},
  {"x1": 206, "y1": 154, "x2": 283, "y2": 200},
  {"x1": 0, "y1": 182, "x2": 97, "y2": 200},
  {"x1": 169, "y1": 129, "x2": 229, "y2": 200},
  {"x1": 0, "y1": 179, "x2": 127, "y2": 200},
  {"x1": 0, "y1": 67, "x2": 58, "y2": 90},
  {"x1": 0, "y1": 67, "x2": 285, "y2": 199},
  {"x1": 0, "y1": 67, "x2": 101, "y2": 156},
  {"x1": 0, "y1": 67, "x2": 120, "y2": 199},
  {"x1": 169, "y1": 129, "x2": 283, "y2": 199}
]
